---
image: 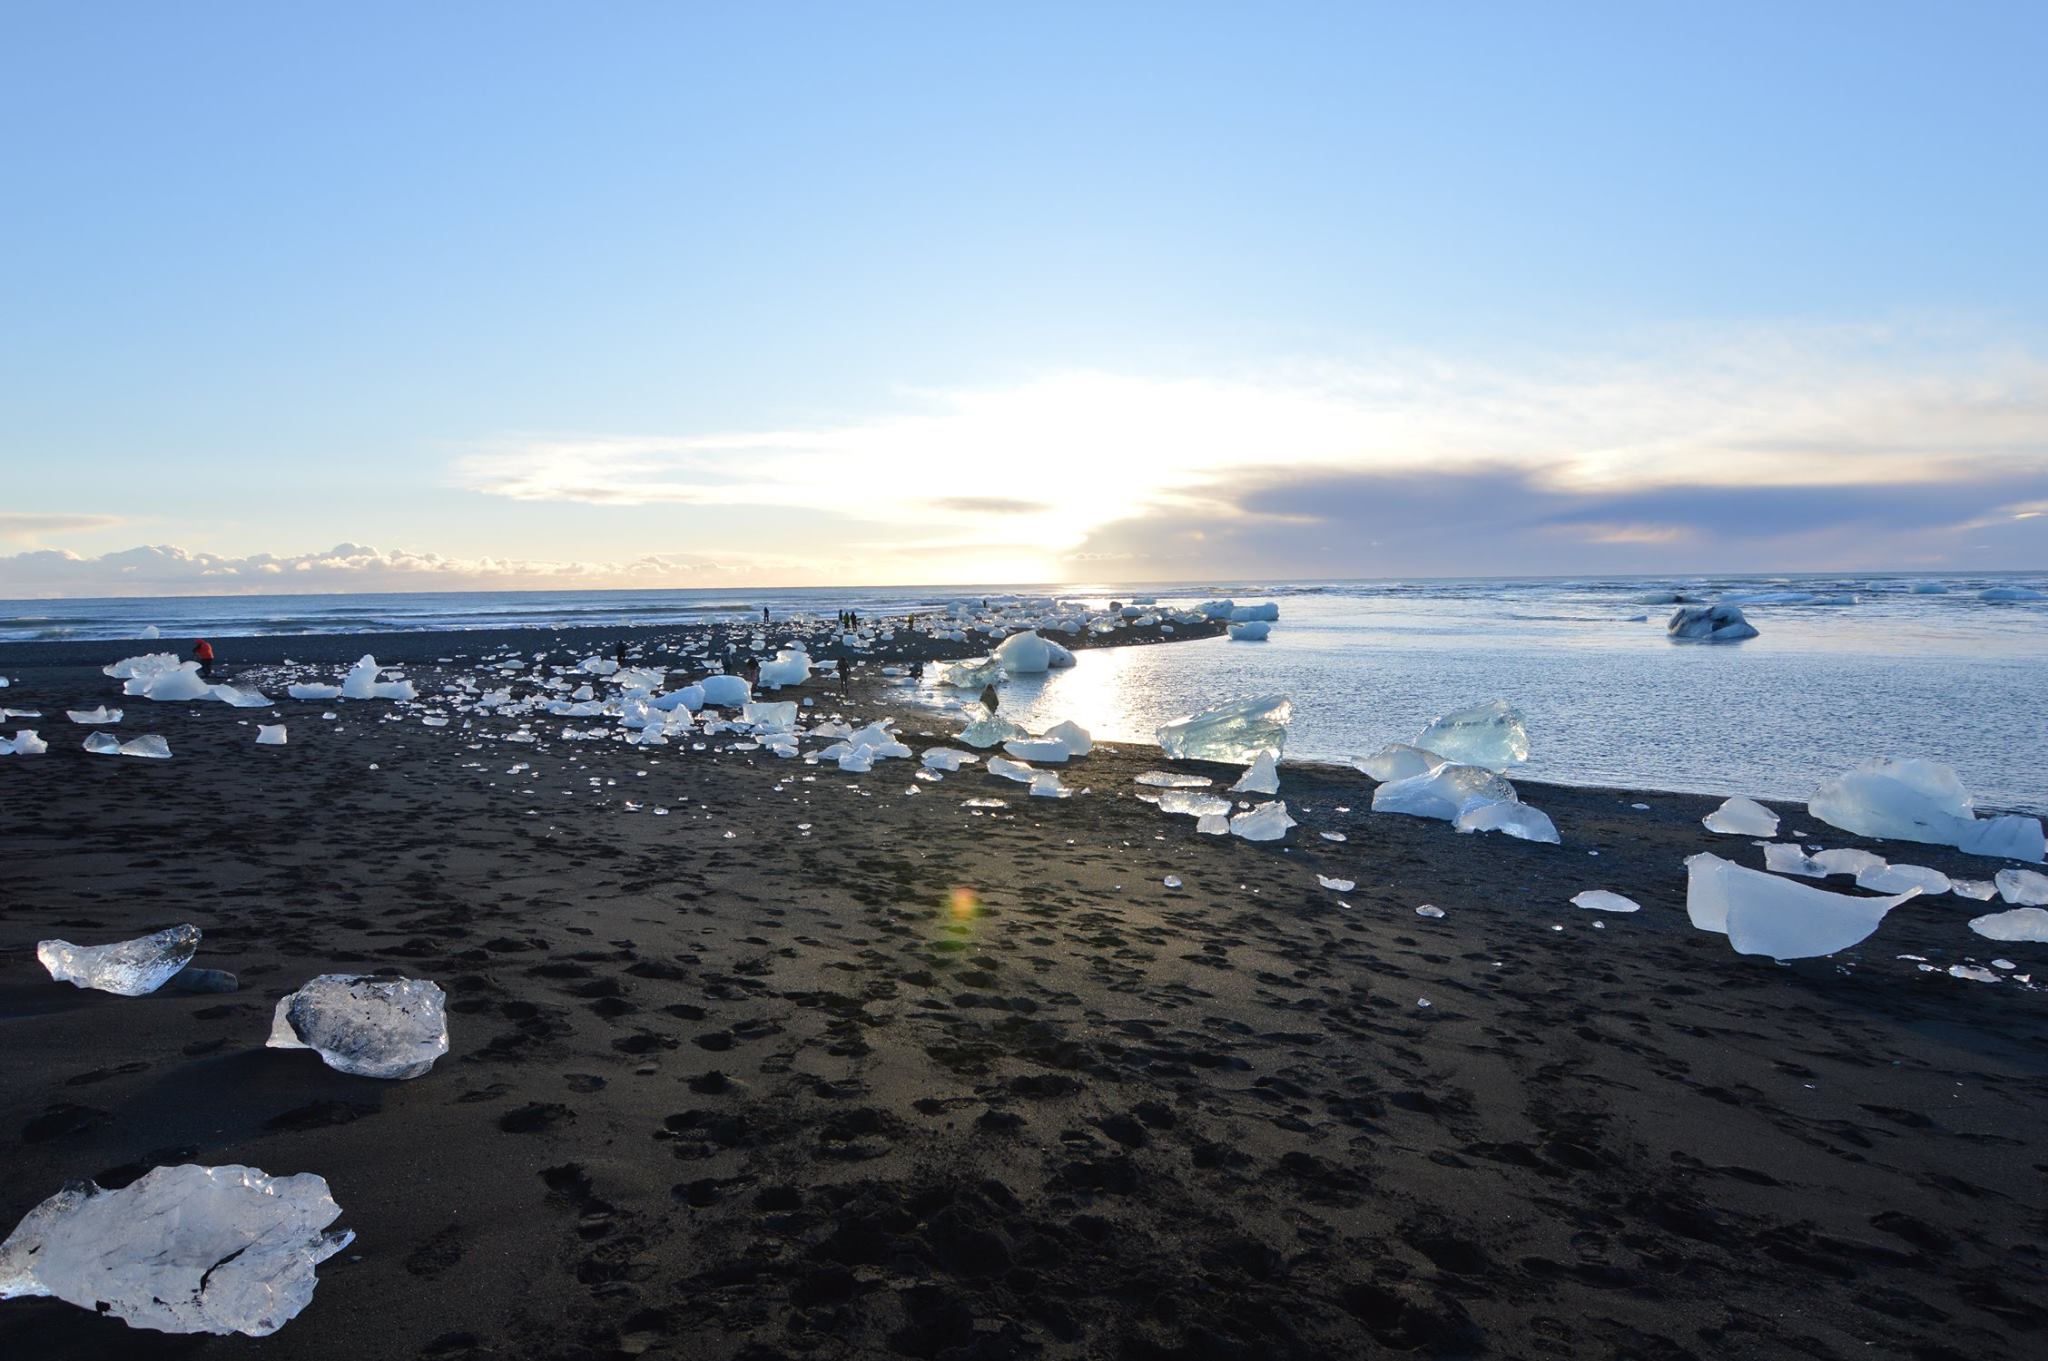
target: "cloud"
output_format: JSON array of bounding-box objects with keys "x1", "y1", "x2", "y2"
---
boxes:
[
  {"x1": 0, "y1": 542, "x2": 803, "y2": 599},
  {"x1": 0, "y1": 513, "x2": 128, "y2": 542},
  {"x1": 927, "y1": 496, "x2": 1055, "y2": 515}
]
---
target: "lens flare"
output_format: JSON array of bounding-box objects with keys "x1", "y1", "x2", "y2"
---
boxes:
[{"x1": 948, "y1": 886, "x2": 980, "y2": 920}]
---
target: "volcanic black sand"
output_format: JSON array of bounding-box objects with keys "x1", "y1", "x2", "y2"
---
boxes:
[{"x1": 1, "y1": 621, "x2": 2043, "y2": 1361}]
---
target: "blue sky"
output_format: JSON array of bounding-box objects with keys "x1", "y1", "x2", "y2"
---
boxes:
[{"x1": 3, "y1": 2, "x2": 2044, "y2": 594}]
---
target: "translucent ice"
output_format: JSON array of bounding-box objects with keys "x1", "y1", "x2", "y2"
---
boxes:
[
  {"x1": 1997, "y1": 868, "x2": 2048, "y2": 906},
  {"x1": 1043, "y1": 719, "x2": 1092, "y2": 756},
  {"x1": 83, "y1": 732, "x2": 122, "y2": 755},
  {"x1": 1969, "y1": 907, "x2": 2048, "y2": 942},
  {"x1": 1135, "y1": 771, "x2": 1212, "y2": 788},
  {"x1": 267, "y1": 974, "x2": 450, "y2": 1080},
  {"x1": 211, "y1": 684, "x2": 272, "y2": 708},
  {"x1": 1156, "y1": 694, "x2": 1291, "y2": 763},
  {"x1": 1809, "y1": 757, "x2": 2045, "y2": 861},
  {"x1": 1854, "y1": 862, "x2": 1951, "y2": 895},
  {"x1": 1004, "y1": 738, "x2": 1072, "y2": 763},
  {"x1": 1156, "y1": 789, "x2": 1233, "y2": 817},
  {"x1": 104, "y1": 651, "x2": 180, "y2": 680},
  {"x1": 1761, "y1": 843, "x2": 1826, "y2": 877},
  {"x1": 699, "y1": 675, "x2": 751, "y2": 707},
  {"x1": 1229, "y1": 602, "x2": 1279, "y2": 622},
  {"x1": 1373, "y1": 763, "x2": 1519, "y2": 824},
  {"x1": 940, "y1": 655, "x2": 1004, "y2": 690},
  {"x1": 66, "y1": 705, "x2": 122, "y2": 724},
  {"x1": 38, "y1": 924, "x2": 201, "y2": 996},
  {"x1": 1571, "y1": 889, "x2": 1641, "y2": 913},
  {"x1": 339, "y1": 655, "x2": 383, "y2": 700},
  {"x1": 756, "y1": 648, "x2": 812, "y2": 690},
  {"x1": 1413, "y1": 699, "x2": 1529, "y2": 769},
  {"x1": 0, "y1": 1164, "x2": 351, "y2": 1336},
  {"x1": 255, "y1": 725, "x2": 287, "y2": 746},
  {"x1": 1948, "y1": 878, "x2": 1997, "y2": 900},
  {"x1": 957, "y1": 713, "x2": 1027, "y2": 748},
  {"x1": 1810, "y1": 847, "x2": 1887, "y2": 877},
  {"x1": 742, "y1": 701, "x2": 798, "y2": 732},
  {"x1": 287, "y1": 683, "x2": 342, "y2": 700},
  {"x1": 1318, "y1": 875, "x2": 1355, "y2": 891},
  {"x1": 1230, "y1": 751, "x2": 1280, "y2": 795},
  {"x1": 994, "y1": 630, "x2": 1052, "y2": 674},
  {"x1": 1667, "y1": 604, "x2": 1759, "y2": 642},
  {"x1": 1352, "y1": 744, "x2": 1445, "y2": 784},
  {"x1": 1230, "y1": 800, "x2": 1296, "y2": 842},
  {"x1": 987, "y1": 757, "x2": 1037, "y2": 783},
  {"x1": 1703, "y1": 796, "x2": 1779, "y2": 837},
  {"x1": 921, "y1": 747, "x2": 975, "y2": 771},
  {"x1": 1226, "y1": 621, "x2": 1270, "y2": 641},
  {"x1": 1684, "y1": 852, "x2": 1916, "y2": 960},
  {"x1": 1028, "y1": 771, "x2": 1070, "y2": 798},
  {"x1": 1196, "y1": 813, "x2": 1230, "y2": 835},
  {"x1": 1455, "y1": 802, "x2": 1560, "y2": 843},
  {"x1": 119, "y1": 735, "x2": 172, "y2": 759},
  {"x1": 2, "y1": 729, "x2": 46, "y2": 756},
  {"x1": 1979, "y1": 586, "x2": 2045, "y2": 601},
  {"x1": 138, "y1": 663, "x2": 213, "y2": 702}
]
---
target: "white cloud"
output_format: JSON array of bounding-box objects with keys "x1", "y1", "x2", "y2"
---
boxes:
[{"x1": 0, "y1": 513, "x2": 129, "y2": 542}]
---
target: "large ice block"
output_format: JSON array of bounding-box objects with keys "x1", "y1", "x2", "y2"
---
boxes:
[
  {"x1": 1969, "y1": 907, "x2": 2048, "y2": 942},
  {"x1": 1413, "y1": 699, "x2": 1529, "y2": 769},
  {"x1": 38, "y1": 924, "x2": 200, "y2": 996},
  {"x1": 1156, "y1": 694, "x2": 1291, "y2": 763},
  {"x1": 267, "y1": 974, "x2": 450, "y2": 1080},
  {"x1": 1352, "y1": 743, "x2": 1445, "y2": 784},
  {"x1": 1684, "y1": 852, "x2": 1916, "y2": 960},
  {"x1": 1372, "y1": 763, "x2": 1519, "y2": 824},
  {"x1": 1809, "y1": 757, "x2": 2045, "y2": 861},
  {"x1": 994, "y1": 630, "x2": 1052, "y2": 674},
  {"x1": 1229, "y1": 800, "x2": 1296, "y2": 841},
  {"x1": 1454, "y1": 801, "x2": 1560, "y2": 843}
]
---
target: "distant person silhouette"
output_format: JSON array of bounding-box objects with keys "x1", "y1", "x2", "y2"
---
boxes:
[{"x1": 191, "y1": 639, "x2": 215, "y2": 680}]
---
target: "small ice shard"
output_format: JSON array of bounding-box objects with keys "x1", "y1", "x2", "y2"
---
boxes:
[
  {"x1": 1810, "y1": 847, "x2": 1887, "y2": 877},
  {"x1": 255, "y1": 725, "x2": 287, "y2": 746},
  {"x1": 1415, "y1": 904, "x2": 1445, "y2": 918},
  {"x1": 1703, "y1": 796, "x2": 1779, "y2": 837},
  {"x1": 1997, "y1": 868, "x2": 2048, "y2": 906},
  {"x1": 1413, "y1": 699, "x2": 1529, "y2": 769},
  {"x1": 1968, "y1": 907, "x2": 2048, "y2": 942},
  {"x1": 66, "y1": 706, "x2": 122, "y2": 724},
  {"x1": 1317, "y1": 875, "x2": 1355, "y2": 892},
  {"x1": 1229, "y1": 801, "x2": 1296, "y2": 842},
  {"x1": 1195, "y1": 813, "x2": 1230, "y2": 835},
  {"x1": 1163, "y1": 875, "x2": 1183, "y2": 889},
  {"x1": 1762, "y1": 843, "x2": 1826, "y2": 877},
  {"x1": 1667, "y1": 603, "x2": 1759, "y2": 642},
  {"x1": 1684, "y1": 852, "x2": 1917, "y2": 960},
  {"x1": 1809, "y1": 757, "x2": 2045, "y2": 862},
  {"x1": 1028, "y1": 771, "x2": 1070, "y2": 799},
  {"x1": 1373, "y1": 763, "x2": 1519, "y2": 824},
  {"x1": 962, "y1": 797, "x2": 1008, "y2": 809},
  {"x1": 266, "y1": 974, "x2": 450, "y2": 1080},
  {"x1": 1156, "y1": 789, "x2": 1232, "y2": 817},
  {"x1": 1455, "y1": 802, "x2": 1561, "y2": 843},
  {"x1": 1226, "y1": 620, "x2": 1270, "y2": 641},
  {"x1": 921, "y1": 747, "x2": 974, "y2": 771},
  {"x1": 1352, "y1": 743, "x2": 1444, "y2": 784},
  {"x1": 1948, "y1": 878, "x2": 1997, "y2": 900},
  {"x1": 1156, "y1": 694, "x2": 1292, "y2": 763},
  {"x1": 986, "y1": 757, "x2": 1037, "y2": 783},
  {"x1": 83, "y1": 732, "x2": 122, "y2": 755},
  {"x1": 1135, "y1": 771, "x2": 1212, "y2": 788},
  {"x1": 119, "y1": 735, "x2": 172, "y2": 759},
  {"x1": 1230, "y1": 751, "x2": 1280, "y2": 795},
  {"x1": 957, "y1": 713, "x2": 1027, "y2": 749},
  {"x1": 1571, "y1": 889, "x2": 1641, "y2": 913},
  {"x1": 38, "y1": 924, "x2": 202, "y2": 996},
  {"x1": 1004, "y1": 738, "x2": 1071, "y2": 763},
  {"x1": 994, "y1": 629, "x2": 1052, "y2": 673},
  {"x1": 1855, "y1": 862, "x2": 1951, "y2": 896},
  {"x1": 286, "y1": 682, "x2": 342, "y2": 700},
  {"x1": 1042, "y1": 719, "x2": 1092, "y2": 756},
  {"x1": 0, "y1": 1163, "x2": 352, "y2": 1336}
]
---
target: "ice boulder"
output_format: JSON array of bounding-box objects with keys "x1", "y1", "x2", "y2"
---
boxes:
[
  {"x1": 1667, "y1": 604, "x2": 1759, "y2": 642},
  {"x1": 0, "y1": 1163, "x2": 352, "y2": 1336},
  {"x1": 1454, "y1": 802, "x2": 1560, "y2": 843},
  {"x1": 1997, "y1": 868, "x2": 2048, "y2": 906},
  {"x1": 994, "y1": 630, "x2": 1053, "y2": 674},
  {"x1": 1043, "y1": 719, "x2": 1092, "y2": 756},
  {"x1": 1373, "y1": 763, "x2": 1519, "y2": 824},
  {"x1": 1413, "y1": 699, "x2": 1529, "y2": 769},
  {"x1": 939, "y1": 655, "x2": 1004, "y2": 689},
  {"x1": 1230, "y1": 751, "x2": 1280, "y2": 795},
  {"x1": 255, "y1": 725, "x2": 288, "y2": 746},
  {"x1": 138, "y1": 663, "x2": 214, "y2": 702},
  {"x1": 1230, "y1": 800, "x2": 1296, "y2": 841},
  {"x1": 1227, "y1": 621, "x2": 1270, "y2": 641},
  {"x1": 1156, "y1": 694, "x2": 1292, "y2": 763},
  {"x1": 1684, "y1": 852, "x2": 1917, "y2": 960},
  {"x1": 1809, "y1": 757, "x2": 2045, "y2": 861},
  {"x1": 38, "y1": 924, "x2": 201, "y2": 996},
  {"x1": 1703, "y1": 796, "x2": 1779, "y2": 837},
  {"x1": 1352, "y1": 743, "x2": 1445, "y2": 784},
  {"x1": 103, "y1": 652, "x2": 181, "y2": 681},
  {"x1": 757, "y1": 648, "x2": 812, "y2": 690},
  {"x1": 267, "y1": 974, "x2": 450, "y2": 1080},
  {"x1": 1197, "y1": 599, "x2": 1236, "y2": 619},
  {"x1": 339, "y1": 655, "x2": 383, "y2": 700},
  {"x1": 699, "y1": 674, "x2": 751, "y2": 707},
  {"x1": 1969, "y1": 907, "x2": 2048, "y2": 942},
  {"x1": 1229, "y1": 602, "x2": 1280, "y2": 622},
  {"x1": 1045, "y1": 640, "x2": 1077, "y2": 668}
]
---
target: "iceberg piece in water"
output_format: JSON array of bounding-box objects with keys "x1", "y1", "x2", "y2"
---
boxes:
[
  {"x1": 1997, "y1": 868, "x2": 2048, "y2": 906},
  {"x1": 38, "y1": 924, "x2": 201, "y2": 996},
  {"x1": 1948, "y1": 878, "x2": 1997, "y2": 900},
  {"x1": 994, "y1": 630, "x2": 1052, "y2": 674},
  {"x1": 1413, "y1": 699, "x2": 1529, "y2": 769},
  {"x1": 1571, "y1": 889, "x2": 1641, "y2": 913},
  {"x1": 939, "y1": 655, "x2": 1004, "y2": 689},
  {"x1": 1373, "y1": 763, "x2": 1519, "y2": 823},
  {"x1": 0, "y1": 1163, "x2": 352, "y2": 1336},
  {"x1": 1230, "y1": 751, "x2": 1280, "y2": 795},
  {"x1": 1229, "y1": 800, "x2": 1296, "y2": 841},
  {"x1": 1809, "y1": 757, "x2": 2045, "y2": 861},
  {"x1": 1454, "y1": 801, "x2": 1560, "y2": 843},
  {"x1": 1226, "y1": 621, "x2": 1270, "y2": 641},
  {"x1": 1978, "y1": 586, "x2": 2045, "y2": 601},
  {"x1": 1969, "y1": 907, "x2": 2048, "y2": 942},
  {"x1": 1229, "y1": 602, "x2": 1279, "y2": 622},
  {"x1": 1156, "y1": 694, "x2": 1291, "y2": 763},
  {"x1": 1703, "y1": 796, "x2": 1779, "y2": 837},
  {"x1": 1352, "y1": 743, "x2": 1446, "y2": 784},
  {"x1": 255, "y1": 724, "x2": 287, "y2": 746},
  {"x1": 1667, "y1": 604, "x2": 1759, "y2": 642},
  {"x1": 266, "y1": 974, "x2": 450, "y2": 1080},
  {"x1": 2, "y1": 729, "x2": 47, "y2": 756},
  {"x1": 1684, "y1": 852, "x2": 1916, "y2": 960}
]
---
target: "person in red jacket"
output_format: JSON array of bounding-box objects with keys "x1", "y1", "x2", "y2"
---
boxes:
[{"x1": 192, "y1": 638, "x2": 215, "y2": 680}]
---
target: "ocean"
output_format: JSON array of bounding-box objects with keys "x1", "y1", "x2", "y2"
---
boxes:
[{"x1": 3, "y1": 575, "x2": 2044, "y2": 812}]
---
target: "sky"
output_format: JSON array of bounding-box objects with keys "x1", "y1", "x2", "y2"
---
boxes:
[{"x1": 3, "y1": 1, "x2": 2045, "y2": 596}]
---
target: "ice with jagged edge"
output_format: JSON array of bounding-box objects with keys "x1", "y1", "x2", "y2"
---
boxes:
[
  {"x1": 1809, "y1": 757, "x2": 2045, "y2": 862},
  {"x1": 1997, "y1": 868, "x2": 2048, "y2": 905},
  {"x1": 1353, "y1": 743, "x2": 1446, "y2": 784},
  {"x1": 1970, "y1": 908, "x2": 2048, "y2": 942},
  {"x1": 1156, "y1": 694, "x2": 1291, "y2": 763},
  {"x1": 1230, "y1": 751, "x2": 1280, "y2": 794},
  {"x1": 1135, "y1": 771, "x2": 1213, "y2": 789},
  {"x1": 38, "y1": 924, "x2": 200, "y2": 996},
  {"x1": 1373, "y1": 763, "x2": 1519, "y2": 824},
  {"x1": 1667, "y1": 603, "x2": 1759, "y2": 642},
  {"x1": 1230, "y1": 800, "x2": 1295, "y2": 841},
  {"x1": 1685, "y1": 852, "x2": 1918, "y2": 960},
  {"x1": 939, "y1": 655, "x2": 1004, "y2": 690},
  {"x1": 1455, "y1": 801, "x2": 1560, "y2": 843},
  {"x1": 0, "y1": 1163, "x2": 352, "y2": 1336},
  {"x1": 1703, "y1": 796, "x2": 1779, "y2": 837},
  {"x1": 267, "y1": 974, "x2": 449, "y2": 1080},
  {"x1": 756, "y1": 648, "x2": 811, "y2": 690},
  {"x1": 1413, "y1": 699, "x2": 1529, "y2": 769},
  {"x1": 957, "y1": 713, "x2": 1027, "y2": 748}
]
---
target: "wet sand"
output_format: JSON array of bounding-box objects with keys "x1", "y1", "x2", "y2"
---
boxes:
[{"x1": 1, "y1": 624, "x2": 2043, "y2": 1361}]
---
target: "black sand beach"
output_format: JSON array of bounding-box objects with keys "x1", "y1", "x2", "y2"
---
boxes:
[{"x1": 2, "y1": 625, "x2": 2043, "y2": 1360}]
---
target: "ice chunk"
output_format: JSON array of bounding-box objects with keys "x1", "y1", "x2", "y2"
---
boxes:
[
  {"x1": 1197, "y1": 599, "x2": 1235, "y2": 619},
  {"x1": 339, "y1": 655, "x2": 383, "y2": 700},
  {"x1": 1997, "y1": 868, "x2": 2048, "y2": 906},
  {"x1": 939, "y1": 655, "x2": 1004, "y2": 689},
  {"x1": 83, "y1": 732, "x2": 122, "y2": 755},
  {"x1": 370, "y1": 677, "x2": 416, "y2": 701},
  {"x1": 1854, "y1": 862, "x2": 1951, "y2": 895},
  {"x1": 1454, "y1": 802, "x2": 1560, "y2": 843},
  {"x1": 1317, "y1": 875, "x2": 1355, "y2": 892},
  {"x1": 266, "y1": 974, "x2": 449, "y2": 1080},
  {"x1": 756, "y1": 648, "x2": 812, "y2": 690},
  {"x1": 1043, "y1": 719, "x2": 1092, "y2": 756},
  {"x1": 1810, "y1": 847, "x2": 1887, "y2": 877},
  {"x1": 1969, "y1": 907, "x2": 2048, "y2": 942},
  {"x1": 1226, "y1": 621, "x2": 1270, "y2": 641},
  {"x1": 1028, "y1": 771, "x2": 1070, "y2": 798},
  {"x1": 1230, "y1": 800, "x2": 1296, "y2": 841},
  {"x1": 1156, "y1": 789, "x2": 1233, "y2": 817},
  {"x1": 836, "y1": 746, "x2": 874, "y2": 773},
  {"x1": 1948, "y1": 878, "x2": 1997, "y2": 900},
  {"x1": 1979, "y1": 586, "x2": 2045, "y2": 601},
  {"x1": 103, "y1": 651, "x2": 180, "y2": 680},
  {"x1": 994, "y1": 630, "x2": 1052, "y2": 673},
  {"x1": 1004, "y1": 738, "x2": 1072, "y2": 763},
  {"x1": 1230, "y1": 751, "x2": 1280, "y2": 795},
  {"x1": 1413, "y1": 699, "x2": 1529, "y2": 769},
  {"x1": 957, "y1": 713, "x2": 1027, "y2": 748},
  {"x1": 1809, "y1": 757, "x2": 2045, "y2": 861},
  {"x1": 742, "y1": 700, "x2": 798, "y2": 732},
  {"x1": 1684, "y1": 852, "x2": 1916, "y2": 960},
  {"x1": 1761, "y1": 843, "x2": 1826, "y2": 877},
  {"x1": 66, "y1": 706, "x2": 122, "y2": 724},
  {"x1": 210, "y1": 684, "x2": 272, "y2": 708},
  {"x1": 1667, "y1": 604, "x2": 1759, "y2": 642},
  {"x1": 1571, "y1": 889, "x2": 1641, "y2": 913},
  {"x1": 1135, "y1": 770, "x2": 1212, "y2": 788},
  {"x1": 2, "y1": 729, "x2": 47, "y2": 755},
  {"x1": 1352, "y1": 743, "x2": 1445, "y2": 784},
  {"x1": 1156, "y1": 694, "x2": 1291, "y2": 763},
  {"x1": 119, "y1": 735, "x2": 172, "y2": 758},
  {"x1": 1196, "y1": 813, "x2": 1229, "y2": 835},
  {"x1": 38, "y1": 924, "x2": 201, "y2": 996},
  {"x1": 0, "y1": 1163, "x2": 352, "y2": 1336},
  {"x1": 699, "y1": 674, "x2": 751, "y2": 707},
  {"x1": 139, "y1": 663, "x2": 213, "y2": 701},
  {"x1": 255, "y1": 724, "x2": 287, "y2": 746},
  {"x1": 987, "y1": 757, "x2": 1037, "y2": 783},
  {"x1": 1703, "y1": 796, "x2": 1779, "y2": 837},
  {"x1": 1229, "y1": 602, "x2": 1279, "y2": 622},
  {"x1": 921, "y1": 747, "x2": 976, "y2": 771},
  {"x1": 286, "y1": 683, "x2": 342, "y2": 700},
  {"x1": 1044, "y1": 640, "x2": 1076, "y2": 668},
  {"x1": 1373, "y1": 763, "x2": 1519, "y2": 823},
  {"x1": 1909, "y1": 581, "x2": 1948, "y2": 594}
]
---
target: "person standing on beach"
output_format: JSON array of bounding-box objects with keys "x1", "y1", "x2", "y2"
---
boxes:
[
  {"x1": 839, "y1": 659, "x2": 852, "y2": 695},
  {"x1": 191, "y1": 638, "x2": 215, "y2": 680},
  {"x1": 761, "y1": 606, "x2": 769, "y2": 625}
]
